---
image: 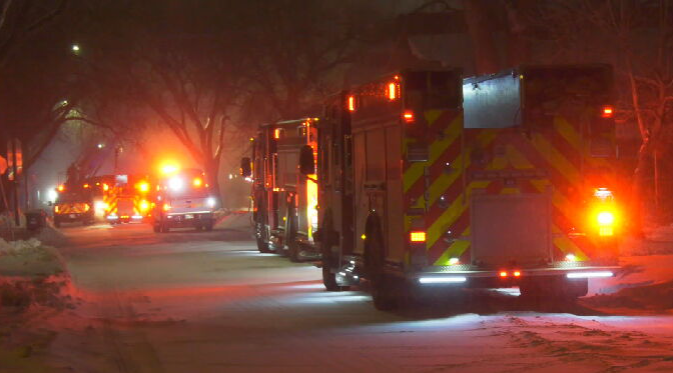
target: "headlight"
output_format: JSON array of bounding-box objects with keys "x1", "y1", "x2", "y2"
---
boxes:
[
  {"x1": 95, "y1": 201, "x2": 108, "y2": 211},
  {"x1": 206, "y1": 197, "x2": 217, "y2": 208}
]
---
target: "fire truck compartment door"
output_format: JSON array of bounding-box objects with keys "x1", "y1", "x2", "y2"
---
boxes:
[
  {"x1": 470, "y1": 193, "x2": 552, "y2": 267},
  {"x1": 117, "y1": 198, "x2": 135, "y2": 215}
]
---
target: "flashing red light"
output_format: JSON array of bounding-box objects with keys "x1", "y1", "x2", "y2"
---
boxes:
[
  {"x1": 387, "y1": 82, "x2": 399, "y2": 101},
  {"x1": 347, "y1": 95, "x2": 356, "y2": 112},
  {"x1": 57, "y1": 185, "x2": 65, "y2": 192},
  {"x1": 499, "y1": 271, "x2": 508, "y2": 278},
  {"x1": 601, "y1": 105, "x2": 614, "y2": 118},
  {"x1": 403, "y1": 110, "x2": 414, "y2": 123}
]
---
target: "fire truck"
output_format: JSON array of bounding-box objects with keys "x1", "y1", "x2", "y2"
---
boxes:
[
  {"x1": 242, "y1": 119, "x2": 320, "y2": 260},
  {"x1": 152, "y1": 168, "x2": 217, "y2": 232},
  {"x1": 102, "y1": 174, "x2": 153, "y2": 224},
  {"x1": 308, "y1": 66, "x2": 621, "y2": 310},
  {"x1": 52, "y1": 183, "x2": 95, "y2": 227}
]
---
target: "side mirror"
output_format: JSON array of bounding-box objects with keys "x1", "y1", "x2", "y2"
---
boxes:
[
  {"x1": 299, "y1": 145, "x2": 315, "y2": 175},
  {"x1": 240, "y1": 157, "x2": 252, "y2": 177}
]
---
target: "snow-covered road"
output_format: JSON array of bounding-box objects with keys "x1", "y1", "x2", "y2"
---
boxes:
[{"x1": 26, "y1": 219, "x2": 673, "y2": 373}]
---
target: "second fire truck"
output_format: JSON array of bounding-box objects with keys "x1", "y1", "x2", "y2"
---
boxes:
[{"x1": 247, "y1": 66, "x2": 623, "y2": 310}]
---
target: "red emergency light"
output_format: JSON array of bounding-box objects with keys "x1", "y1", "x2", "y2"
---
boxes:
[
  {"x1": 347, "y1": 95, "x2": 356, "y2": 112},
  {"x1": 403, "y1": 110, "x2": 414, "y2": 123},
  {"x1": 601, "y1": 105, "x2": 614, "y2": 118}
]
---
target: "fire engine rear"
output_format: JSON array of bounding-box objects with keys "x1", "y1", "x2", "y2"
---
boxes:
[{"x1": 310, "y1": 66, "x2": 621, "y2": 310}]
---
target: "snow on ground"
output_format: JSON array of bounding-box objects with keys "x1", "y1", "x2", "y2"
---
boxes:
[{"x1": 0, "y1": 234, "x2": 75, "y2": 372}]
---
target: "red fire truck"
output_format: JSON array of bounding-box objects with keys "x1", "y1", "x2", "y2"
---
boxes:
[
  {"x1": 308, "y1": 66, "x2": 621, "y2": 310},
  {"x1": 242, "y1": 119, "x2": 320, "y2": 260}
]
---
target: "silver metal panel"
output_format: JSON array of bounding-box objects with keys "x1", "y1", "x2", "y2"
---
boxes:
[
  {"x1": 463, "y1": 71, "x2": 522, "y2": 129},
  {"x1": 471, "y1": 193, "x2": 552, "y2": 267}
]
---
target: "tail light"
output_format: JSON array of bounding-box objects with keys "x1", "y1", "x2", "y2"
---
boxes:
[
  {"x1": 403, "y1": 110, "x2": 415, "y2": 123},
  {"x1": 596, "y1": 210, "x2": 615, "y2": 236},
  {"x1": 140, "y1": 200, "x2": 150, "y2": 211},
  {"x1": 54, "y1": 206, "x2": 60, "y2": 213},
  {"x1": 499, "y1": 271, "x2": 508, "y2": 278},
  {"x1": 163, "y1": 203, "x2": 171, "y2": 212},
  {"x1": 193, "y1": 178, "x2": 203, "y2": 187}
]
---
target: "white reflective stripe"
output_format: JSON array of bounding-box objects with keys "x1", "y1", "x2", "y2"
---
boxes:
[
  {"x1": 566, "y1": 271, "x2": 613, "y2": 278},
  {"x1": 419, "y1": 276, "x2": 467, "y2": 284}
]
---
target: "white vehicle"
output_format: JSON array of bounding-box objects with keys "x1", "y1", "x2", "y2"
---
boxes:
[{"x1": 152, "y1": 168, "x2": 218, "y2": 232}]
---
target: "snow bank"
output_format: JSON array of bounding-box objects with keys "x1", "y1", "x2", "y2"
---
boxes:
[{"x1": 584, "y1": 280, "x2": 673, "y2": 312}]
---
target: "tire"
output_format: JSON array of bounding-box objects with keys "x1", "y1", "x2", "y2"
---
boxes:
[
  {"x1": 160, "y1": 223, "x2": 170, "y2": 233},
  {"x1": 255, "y1": 223, "x2": 271, "y2": 253},
  {"x1": 365, "y1": 221, "x2": 399, "y2": 311},
  {"x1": 153, "y1": 224, "x2": 160, "y2": 233},
  {"x1": 54, "y1": 218, "x2": 61, "y2": 228},
  {"x1": 321, "y1": 214, "x2": 346, "y2": 291}
]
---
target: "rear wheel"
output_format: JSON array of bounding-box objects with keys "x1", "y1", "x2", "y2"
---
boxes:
[
  {"x1": 365, "y1": 221, "x2": 401, "y2": 311},
  {"x1": 54, "y1": 218, "x2": 61, "y2": 228},
  {"x1": 321, "y1": 216, "x2": 347, "y2": 292},
  {"x1": 255, "y1": 223, "x2": 271, "y2": 253}
]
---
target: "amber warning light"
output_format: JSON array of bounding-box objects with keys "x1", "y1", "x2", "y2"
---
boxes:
[{"x1": 347, "y1": 95, "x2": 356, "y2": 112}]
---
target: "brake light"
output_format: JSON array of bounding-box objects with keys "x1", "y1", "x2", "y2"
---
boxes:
[
  {"x1": 347, "y1": 95, "x2": 356, "y2": 112},
  {"x1": 410, "y1": 231, "x2": 426, "y2": 242},
  {"x1": 403, "y1": 110, "x2": 414, "y2": 123},
  {"x1": 499, "y1": 271, "x2": 508, "y2": 278},
  {"x1": 601, "y1": 105, "x2": 614, "y2": 118},
  {"x1": 513, "y1": 271, "x2": 521, "y2": 277},
  {"x1": 596, "y1": 210, "x2": 616, "y2": 236}
]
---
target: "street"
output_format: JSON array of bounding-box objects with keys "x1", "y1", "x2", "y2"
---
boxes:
[{"x1": 29, "y1": 218, "x2": 673, "y2": 373}]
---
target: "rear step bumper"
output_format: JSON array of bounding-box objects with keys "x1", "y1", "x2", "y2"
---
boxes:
[{"x1": 413, "y1": 266, "x2": 619, "y2": 284}]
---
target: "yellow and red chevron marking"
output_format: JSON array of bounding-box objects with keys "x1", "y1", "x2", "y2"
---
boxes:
[
  {"x1": 56, "y1": 202, "x2": 90, "y2": 214},
  {"x1": 103, "y1": 188, "x2": 119, "y2": 215},
  {"x1": 427, "y1": 110, "x2": 618, "y2": 267}
]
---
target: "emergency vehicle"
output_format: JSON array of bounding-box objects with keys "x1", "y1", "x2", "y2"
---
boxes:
[
  {"x1": 102, "y1": 174, "x2": 153, "y2": 224},
  {"x1": 241, "y1": 119, "x2": 320, "y2": 261},
  {"x1": 152, "y1": 168, "x2": 217, "y2": 232},
  {"x1": 309, "y1": 66, "x2": 621, "y2": 310},
  {"x1": 52, "y1": 183, "x2": 95, "y2": 227}
]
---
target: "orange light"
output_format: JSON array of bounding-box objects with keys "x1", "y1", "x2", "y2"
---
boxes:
[
  {"x1": 387, "y1": 82, "x2": 399, "y2": 100},
  {"x1": 54, "y1": 206, "x2": 60, "y2": 213},
  {"x1": 499, "y1": 271, "x2": 508, "y2": 278},
  {"x1": 84, "y1": 204, "x2": 91, "y2": 212},
  {"x1": 513, "y1": 271, "x2": 521, "y2": 277},
  {"x1": 137, "y1": 182, "x2": 150, "y2": 192},
  {"x1": 394, "y1": 75, "x2": 400, "y2": 80},
  {"x1": 139, "y1": 200, "x2": 150, "y2": 211},
  {"x1": 599, "y1": 227, "x2": 614, "y2": 237},
  {"x1": 410, "y1": 231, "x2": 426, "y2": 242},
  {"x1": 163, "y1": 203, "x2": 171, "y2": 211},
  {"x1": 103, "y1": 183, "x2": 109, "y2": 191},
  {"x1": 601, "y1": 105, "x2": 614, "y2": 118},
  {"x1": 193, "y1": 178, "x2": 203, "y2": 187},
  {"x1": 274, "y1": 128, "x2": 282, "y2": 139},
  {"x1": 161, "y1": 163, "x2": 179, "y2": 175},
  {"x1": 403, "y1": 110, "x2": 414, "y2": 123},
  {"x1": 347, "y1": 95, "x2": 356, "y2": 112},
  {"x1": 597, "y1": 211, "x2": 615, "y2": 226},
  {"x1": 83, "y1": 183, "x2": 90, "y2": 188},
  {"x1": 57, "y1": 185, "x2": 65, "y2": 192}
]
